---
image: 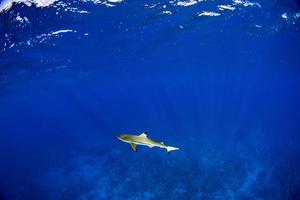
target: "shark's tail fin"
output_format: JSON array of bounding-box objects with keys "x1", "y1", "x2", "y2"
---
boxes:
[{"x1": 166, "y1": 146, "x2": 179, "y2": 154}]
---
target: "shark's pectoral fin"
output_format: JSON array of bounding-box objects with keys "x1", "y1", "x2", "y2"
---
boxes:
[{"x1": 130, "y1": 143, "x2": 137, "y2": 152}]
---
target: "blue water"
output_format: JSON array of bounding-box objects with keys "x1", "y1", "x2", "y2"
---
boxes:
[{"x1": 1, "y1": 0, "x2": 300, "y2": 199}]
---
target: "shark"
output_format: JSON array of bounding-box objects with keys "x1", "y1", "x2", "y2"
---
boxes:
[{"x1": 117, "y1": 132, "x2": 179, "y2": 153}]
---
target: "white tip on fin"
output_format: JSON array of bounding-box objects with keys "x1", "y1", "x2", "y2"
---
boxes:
[
  {"x1": 130, "y1": 143, "x2": 137, "y2": 152},
  {"x1": 139, "y1": 132, "x2": 148, "y2": 137},
  {"x1": 166, "y1": 146, "x2": 179, "y2": 154}
]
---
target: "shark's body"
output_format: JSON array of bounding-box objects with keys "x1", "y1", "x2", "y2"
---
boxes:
[{"x1": 117, "y1": 132, "x2": 179, "y2": 153}]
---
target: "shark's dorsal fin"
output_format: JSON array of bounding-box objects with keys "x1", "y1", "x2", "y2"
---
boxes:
[
  {"x1": 130, "y1": 143, "x2": 137, "y2": 152},
  {"x1": 139, "y1": 132, "x2": 148, "y2": 137}
]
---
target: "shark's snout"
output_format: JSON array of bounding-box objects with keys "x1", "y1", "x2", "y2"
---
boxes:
[
  {"x1": 117, "y1": 135, "x2": 122, "y2": 140},
  {"x1": 117, "y1": 134, "x2": 127, "y2": 142}
]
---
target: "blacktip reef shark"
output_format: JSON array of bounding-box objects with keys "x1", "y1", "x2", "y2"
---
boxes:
[{"x1": 117, "y1": 132, "x2": 179, "y2": 153}]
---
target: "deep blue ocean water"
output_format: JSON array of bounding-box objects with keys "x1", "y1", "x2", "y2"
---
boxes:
[{"x1": 1, "y1": 0, "x2": 300, "y2": 199}]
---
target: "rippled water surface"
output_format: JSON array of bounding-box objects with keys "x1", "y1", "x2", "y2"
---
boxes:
[{"x1": 0, "y1": 0, "x2": 300, "y2": 199}]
